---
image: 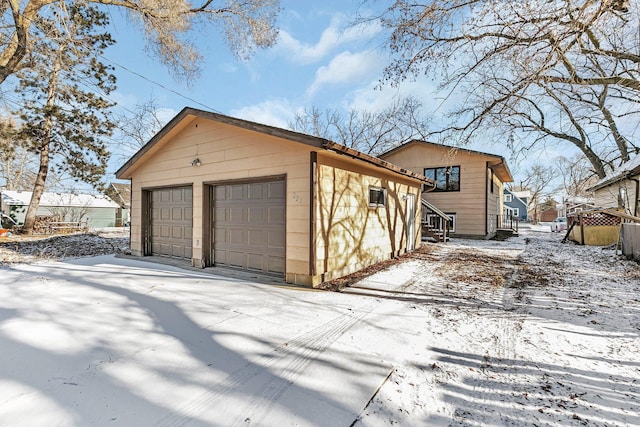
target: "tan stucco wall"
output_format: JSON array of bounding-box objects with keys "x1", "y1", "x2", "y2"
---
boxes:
[
  {"x1": 127, "y1": 118, "x2": 313, "y2": 280},
  {"x1": 382, "y1": 144, "x2": 505, "y2": 238},
  {"x1": 312, "y1": 153, "x2": 422, "y2": 283}
]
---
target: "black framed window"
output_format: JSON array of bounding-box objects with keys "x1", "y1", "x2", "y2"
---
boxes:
[
  {"x1": 369, "y1": 186, "x2": 386, "y2": 208},
  {"x1": 424, "y1": 166, "x2": 460, "y2": 192}
]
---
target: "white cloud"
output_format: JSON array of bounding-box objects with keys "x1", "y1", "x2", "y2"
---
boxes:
[
  {"x1": 230, "y1": 99, "x2": 302, "y2": 129},
  {"x1": 343, "y1": 78, "x2": 441, "y2": 114},
  {"x1": 275, "y1": 15, "x2": 383, "y2": 64},
  {"x1": 306, "y1": 50, "x2": 382, "y2": 97}
]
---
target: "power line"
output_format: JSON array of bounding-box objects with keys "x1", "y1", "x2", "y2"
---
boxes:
[{"x1": 97, "y1": 54, "x2": 222, "y2": 114}]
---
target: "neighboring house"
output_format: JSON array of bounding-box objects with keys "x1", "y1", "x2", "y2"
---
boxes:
[
  {"x1": 510, "y1": 190, "x2": 534, "y2": 219},
  {"x1": 503, "y1": 188, "x2": 528, "y2": 221},
  {"x1": 539, "y1": 207, "x2": 559, "y2": 222},
  {"x1": 380, "y1": 140, "x2": 514, "y2": 239},
  {"x1": 106, "y1": 182, "x2": 131, "y2": 226},
  {"x1": 559, "y1": 196, "x2": 595, "y2": 217},
  {"x1": 116, "y1": 107, "x2": 433, "y2": 287},
  {"x1": 587, "y1": 156, "x2": 640, "y2": 217},
  {"x1": 0, "y1": 190, "x2": 120, "y2": 228}
]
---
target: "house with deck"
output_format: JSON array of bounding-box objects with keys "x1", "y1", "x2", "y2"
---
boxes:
[{"x1": 380, "y1": 140, "x2": 515, "y2": 239}]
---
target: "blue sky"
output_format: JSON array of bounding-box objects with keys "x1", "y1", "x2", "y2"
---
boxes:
[
  {"x1": 101, "y1": 1, "x2": 447, "y2": 178},
  {"x1": 101, "y1": 0, "x2": 564, "y2": 187}
]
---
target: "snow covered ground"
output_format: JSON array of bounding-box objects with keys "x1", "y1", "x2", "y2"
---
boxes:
[{"x1": 0, "y1": 225, "x2": 638, "y2": 426}]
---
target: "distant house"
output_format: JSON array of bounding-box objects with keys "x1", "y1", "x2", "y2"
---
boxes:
[
  {"x1": 539, "y1": 207, "x2": 559, "y2": 222},
  {"x1": 380, "y1": 140, "x2": 514, "y2": 239},
  {"x1": 116, "y1": 107, "x2": 431, "y2": 287},
  {"x1": 559, "y1": 196, "x2": 595, "y2": 217},
  {"x1": 0, "y1": 190, "x2": 120, "y2": 228},
  {"x1": 106, "y1": 182, "x2": 131, "y2": 226},
  {"x1": 503, "y1": 188, "x2": 528, "y2": 221},
  {"x1": 587, "y1": 156, "x2": 640, "y2": 217}
]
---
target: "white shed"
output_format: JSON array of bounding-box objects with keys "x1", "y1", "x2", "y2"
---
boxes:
[{"x1": 0, "y1": 190, "x2": 120, "y2": 228}]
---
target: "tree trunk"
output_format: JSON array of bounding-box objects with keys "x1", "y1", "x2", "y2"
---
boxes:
[
  {"x1": 22, "y1": 142, "x2": 49, "y2": 234},
  {"x1": 21, "y1": 43, "x2": 62, "y2": 234}
]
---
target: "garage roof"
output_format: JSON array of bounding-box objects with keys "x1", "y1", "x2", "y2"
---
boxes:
[{"x1": 116, "y1": 107, "x2": 434, "y2": 187}]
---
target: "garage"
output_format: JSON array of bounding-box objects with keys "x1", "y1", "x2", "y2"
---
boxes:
[
  {"x1": 213, "y1": 179, "x2": 286, "y2": 275},
  {"x1": 150, "y1": 186, "x2": 193, "y2": 259},
  {"x1": 117, "y1": 108, "x2": 428, "y2": 286}
]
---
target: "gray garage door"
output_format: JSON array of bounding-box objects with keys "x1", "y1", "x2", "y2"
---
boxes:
[
  {"x1": 213, "y1": 180, "x2": 285, "y2": 275},
  {"x1": 151, "y1": 186, "x2": 193, "y2": 259}
]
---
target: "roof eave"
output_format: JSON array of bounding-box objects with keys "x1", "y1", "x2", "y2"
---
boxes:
[
  {"x1": 323, "y1": 141, "x2": 435, "y2": 188},
  {"x1": 116, "y1": 107, "x2": 327, "y2": 180}
]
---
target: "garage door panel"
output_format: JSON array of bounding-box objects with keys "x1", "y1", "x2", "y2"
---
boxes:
[
  {"x1": 229, "y1": 229, "x2": 245, "y2": 245},
  {"x1": 227, "y1": 251, "x2": 245, "y2": 268},
  {"x1": 268, "y1": 230, "x2": 285, "y2": 248},
  {"x1": 268, "y1": 182, "x2": 285, "y2": 198},
  {"x1": 171, "y1": 207, "x2": 183, "y2": 220},
  {"x1": 248, "y1": 230, "x2": 266, "y2": 246},
  {"x1": 229, "y1": 207, "x2": 246, "y2": 223},
  {"x1": 230, "y1": 185, "x2": 244, "y2": 200},
  {"x1": 269, "y1": 206, "x2": 285, "y2": 223},
  {"x1": 268, "y1": 257, "x2": 285, "y2": 274},
  {"x1": 150, "y1": 186, "x2": 192, "y2": 260},
  {"x1": 213, "y1": 180, "x2": 285, "y2": 275}
]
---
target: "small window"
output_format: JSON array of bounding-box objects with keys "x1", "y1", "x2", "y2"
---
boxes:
[
  {"x1": 513, "y1": 208, "x2": 519, "y2": 217},
  {"x1": 504, "y1": 194, "x2": 512, "y2": 202},
  {"x1": 369, "y1": 186, "x2": 386, "y2": 208}
]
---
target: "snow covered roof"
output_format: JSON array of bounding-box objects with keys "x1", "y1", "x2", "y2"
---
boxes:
[
  {"x1": 1, "y1": 190, "x2": 120, "y2": 209},
  {"x1": 589, "y1": 155, "x2": 640, "y2": 191}
]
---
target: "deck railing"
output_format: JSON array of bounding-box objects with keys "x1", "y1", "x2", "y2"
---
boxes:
[{"x1": 497, "y1": 214, "x2": 519, "y2": 233}]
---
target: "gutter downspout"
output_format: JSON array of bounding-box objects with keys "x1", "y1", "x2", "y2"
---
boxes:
[
  {"x1": 634, "y1": 178, "x2": 640, "y2": 217},
  {"x1": 485, "y1": 162, "x2": 489, "y2": 237},
  {"x1": 309, "y1": 152, "x2": 317, "y2": 279}
]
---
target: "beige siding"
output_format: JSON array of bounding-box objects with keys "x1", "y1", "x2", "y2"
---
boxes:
[
  {"x1": 313, "y1": 153, "x2": 422, "y2": 282},
  {"x1": 382, "y1": 144, "x2": 505, "y2": 237},
  {"x1": 593, "y1": 177, "x2": 639, "y2": 216},
  {"x1": 128, "y1": 119, "x2": 313, "y2": 279},
  {"x1": 487, "y1": 171, "x2": 504, "y2": 235}
]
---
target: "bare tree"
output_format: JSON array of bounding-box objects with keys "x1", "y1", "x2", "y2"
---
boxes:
[
  {"x1": 0, "y1": 0, "x2": 280, "y2": 85},
  {"x1": 368, "y1": 0, "x2": 639, "y2": 178},
  {"x1": 289, "y1": 96, "x2": 430, "y2": 155},
  {"x1": 114, "y1": 98, "x2": 167, "y2": 162},
  {"x1": 47, "y1": 194, "x2": 91, "y2": 224},
  {"x1": 510, "y1": 164, "x2": 559, "y2": 223},
  {"x1": 555, "y1": 155, "x2": 600, "y2": 198}
]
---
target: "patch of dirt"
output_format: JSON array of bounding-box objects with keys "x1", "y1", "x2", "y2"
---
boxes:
[
  {"x1": 320, "y1": 244, "x2": 440, "y2": 291},
  {"x1": 0, "y1": 231, "x2": 130, "y2": 265}
]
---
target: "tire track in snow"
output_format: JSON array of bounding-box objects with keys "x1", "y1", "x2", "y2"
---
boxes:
[{"x1": 154, "y1": 300, "x2": 378, "y2": 426}]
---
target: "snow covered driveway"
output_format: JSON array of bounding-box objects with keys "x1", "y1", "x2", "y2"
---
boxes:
[
  {"x1": 1, "y1": 226, "x2": 639, "y2": 426},
  {"x1": 0, "y1": 257, "x2": 394, "y2": 426}
]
